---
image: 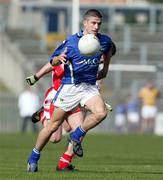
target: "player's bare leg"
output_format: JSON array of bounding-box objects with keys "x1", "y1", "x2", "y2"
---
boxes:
[
  {"x1": 70, "y1": 95, "x2": 108, "y2": 157},
  {"x1": 35, "y1": 108, "x2": 66, "y2": 150},
  {"x1": 27, "y1": 108, "x2": 66, "y2": 172},
  {"x1": 82, "y1": 95, "x2": 107, "y2": 130},
  {"x1": 48, "y1": 125, "x2": 63, "y2": 143}
]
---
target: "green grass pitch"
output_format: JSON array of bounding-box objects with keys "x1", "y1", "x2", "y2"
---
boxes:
[{"x1": 1, "y1": 133, "x2": 163, "y2": 180}]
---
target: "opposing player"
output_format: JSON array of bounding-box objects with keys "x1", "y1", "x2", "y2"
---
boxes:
[{"x1": 27, "y1": 9, "x2": 115, "y2": 172}]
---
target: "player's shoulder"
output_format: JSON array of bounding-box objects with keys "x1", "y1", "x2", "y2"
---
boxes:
[
  {"x1": 66, "y1": 33, "x2": 78, "y2": 41},
  {"x1": 153, "y1": 87, "x2": 159, "y2": 93},
  {"x1": 97, "y1": 33, "x2": 112, "y2": 49},
  {"x1": 97, "y1": 33, "x2": 112, "y2": 43},
  {"x1": 98, "y1": 33, "x2": 112, "y2": 54},
  {"x1": 63, "y1": 34, "x2": 78, "y2": 48}
]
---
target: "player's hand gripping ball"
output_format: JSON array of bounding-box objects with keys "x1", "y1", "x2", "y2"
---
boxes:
[{"x1": 78, "y1": 34, "x2": 100, "y2": 56}]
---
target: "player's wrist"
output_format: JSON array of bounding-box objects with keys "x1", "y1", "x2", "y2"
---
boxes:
[
  {"x1": 25, "y1": 74, "x2": 39, "y2": 86},
  {"x1": 34, "y1": 74, "x2": 39, "y2": 81}
]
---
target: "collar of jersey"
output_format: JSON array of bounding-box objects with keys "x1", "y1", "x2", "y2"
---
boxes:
[
  {"x1": 77, "y1": 30, "x2": 100, "y2": 38},
  {"x1": 77, "y1": 30, "x2": 84, "y2": 37}
]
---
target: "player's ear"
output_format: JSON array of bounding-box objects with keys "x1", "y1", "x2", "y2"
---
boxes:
[{"x1": 83, "y1": 19, "x2": 87, "y2": 27}]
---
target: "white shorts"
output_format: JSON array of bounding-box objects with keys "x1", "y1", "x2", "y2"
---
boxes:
[
  {"x1": 127, "y1": 112, "x2": 139, "y2": 123},
  {"x1": 141, "y1": 105, "x2": 157, "y2": 119},
  {"x1": 115, "y1": 114, "x2": 126, "y2": 126},
  {"x1": 54, "y1": 83, "x2": 100, "y2": 112}
]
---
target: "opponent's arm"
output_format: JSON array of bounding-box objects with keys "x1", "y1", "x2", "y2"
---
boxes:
[
  {"x1": 26, "y1": 62, "x2": 53, "y2": 86},
  {"x1": 26, "y1": 42, "x2": 67, "y2": 86}
]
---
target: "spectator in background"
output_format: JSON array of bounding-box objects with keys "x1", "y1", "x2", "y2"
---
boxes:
[
  {"x1": 18, "y1": 86, "x2": 40, "y2": 133},
  {"x1": 138, "y1": 81, "x2": 160, "y2": 134},
  {"x1": 115, "y1": 102, "x2": 126, "y2": 133},
  {"x1": 126, "y1": 95, "x2": 140, "y2": 133}
]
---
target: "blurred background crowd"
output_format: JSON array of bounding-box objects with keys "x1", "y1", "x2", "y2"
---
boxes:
[{"x1": 0, "y1": 0, "x2": 163, "y2": 134}]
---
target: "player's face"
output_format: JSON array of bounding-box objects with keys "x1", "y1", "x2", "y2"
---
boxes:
[{"x1": 83, "y1": 16, "x2": 102, "y2": 35}]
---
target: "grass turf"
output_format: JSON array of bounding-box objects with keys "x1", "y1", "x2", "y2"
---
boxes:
[{"x1": 0, "y1": 133, "x2": 163, "y2": 180}]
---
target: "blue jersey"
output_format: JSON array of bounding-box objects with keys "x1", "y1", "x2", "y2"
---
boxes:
[
  {"x1": 115, "y1": 104, "x2": 126, "y2": 114},
  {"x1": 50, "y1": 31, "x2": 112, "y2": 85},
  {"x1": 126, "y1": 101, "x2": 139, "y2": 113}
]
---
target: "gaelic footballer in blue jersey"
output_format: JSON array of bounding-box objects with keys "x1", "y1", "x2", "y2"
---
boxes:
[
  {"x1": 27, "y1": 9, "x2": 115, "y2": 172},
  {"x1": 50, "y1": 30, "x2": 112, "y2": 85}
]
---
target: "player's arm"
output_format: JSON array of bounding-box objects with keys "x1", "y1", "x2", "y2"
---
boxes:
[
  {"x1": 26, "y1": 62, "x2": 53, "y2": 86},
  {"x1": 97, "y1": 42, "x2": 116, "y2": 80},
  {"x1": 35, "y1": 62, "x2": 53, "y2": 79},
  {"x1": 26, "y1": 40, "x2": 68, "y2": 86},
  {"x1": 50, "y1": 47, "x2": 67, "y2": 66},
  {"x1": 96, "y1": 49, "x2": 112, "y2": 80}
]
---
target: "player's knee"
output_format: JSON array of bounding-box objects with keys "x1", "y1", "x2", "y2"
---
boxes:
[
  {"x1": 46, "y1": 121, "x2": 60, "y2": 134},
  {"x1": 95, "y1": 110, "x2": 107, "y2": 122},
  {"x1": 64, "y1": 126, "x2": 71, "y2": 132},
  {"x1": 49, "y1": 136, "x2": 62, "y2": 143}
]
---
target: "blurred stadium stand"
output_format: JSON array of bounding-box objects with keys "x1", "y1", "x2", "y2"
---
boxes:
[{"x1": 0, "y1": 0, "x2": 163, "y2": 132}]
